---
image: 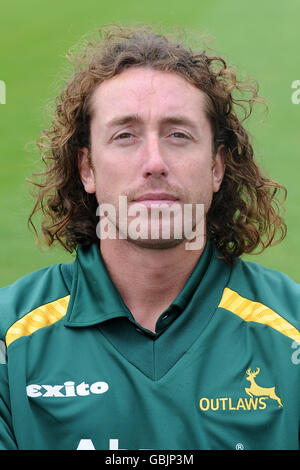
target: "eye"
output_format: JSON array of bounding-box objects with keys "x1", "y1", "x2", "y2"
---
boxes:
[
  {"x1": 112, "y1": 132, "x2": 137, "y2": 146},
  {"x1": 115, "y1": 132, "x2": 133, "y2": 140},
  {"x1": 168, "y1": 131, "x2": 192, "y2": 143},
  {"x1": 171, "y1": 132, "x2": 189, "y2": 139}
]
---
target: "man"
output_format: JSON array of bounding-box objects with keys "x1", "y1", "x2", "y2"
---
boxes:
[{"x1": 0, "y1": 25, "x2": 299, "y2": 451}]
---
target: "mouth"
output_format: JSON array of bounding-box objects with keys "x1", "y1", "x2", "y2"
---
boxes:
[{"x1": 132, "y1": 192, "x2": 179, "y2": 206}]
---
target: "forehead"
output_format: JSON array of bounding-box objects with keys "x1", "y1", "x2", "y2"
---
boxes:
[{"x1": 89, "y1": 67, "x2": 209, "y2": 124}]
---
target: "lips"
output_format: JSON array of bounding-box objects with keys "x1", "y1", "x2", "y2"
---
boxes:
[{"x1": 133, "y1": 192, "x2": 179, "y2": 202}]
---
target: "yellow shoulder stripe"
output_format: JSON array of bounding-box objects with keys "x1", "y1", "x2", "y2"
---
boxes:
[
  {"x1": 6, "y1": 295, "x2": 70, "y2": 347},
  {"x1": 219, "y1": 287, "x2": 300, "y2": 343}
]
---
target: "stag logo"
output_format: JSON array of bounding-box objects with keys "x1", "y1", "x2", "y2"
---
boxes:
[
  {"x1": 199, "y1": 367, "x2": 283, "y2": 412},
  {"x1": 245, "y1": 368, "x2": 283, "y2": 407}
]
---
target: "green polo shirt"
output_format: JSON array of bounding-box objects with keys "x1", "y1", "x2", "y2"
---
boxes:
[
  {"x1": 63, "y1": 239, "x2": 221, "y2": 381},
  {"x1": 0, "y1": 240, "x2": 300, "y2": 450}
]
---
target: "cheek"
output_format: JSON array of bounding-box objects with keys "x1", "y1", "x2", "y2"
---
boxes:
[
  {"x1": 182, "y1": 162, "x2": 214, "y2": 192},
  {"x1": 93, "y1": 161, "x2": 133, "y2": 203}
]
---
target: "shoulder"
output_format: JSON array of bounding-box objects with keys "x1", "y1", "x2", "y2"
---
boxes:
[
  {"x1": 219, "y1": 257, "x2": 300, "y2": 341},
  {"x1": 0, "y1": 261, "x2": 74, "y2": 345},
  {"x1": 229, "y1": 257, "x2": 300, "y2": 305}
]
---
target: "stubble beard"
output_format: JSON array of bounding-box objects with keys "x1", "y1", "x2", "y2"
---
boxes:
[
  {"x1": 98, "y1": 197, "x2": 209, "y2": 251},
  {"x1": 96, "y1": 181, "x2": 211, "y2": 250}
]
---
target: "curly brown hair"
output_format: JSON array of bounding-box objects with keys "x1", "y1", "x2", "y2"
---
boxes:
[{"x1": 28, "y1": 24, "x2": 287, "y2": 263}]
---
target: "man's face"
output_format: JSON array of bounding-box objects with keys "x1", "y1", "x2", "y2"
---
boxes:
[{"x1": 79, "y1": 67, "x2": 225, "y2": 249}]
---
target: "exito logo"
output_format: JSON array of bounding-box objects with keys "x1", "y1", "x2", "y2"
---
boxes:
[
  {"x1": 0, "y1": 81, "x2": 6, "y2": 104},
  {"x1": 199, "y1": 367, "x2": 283, "y2": 412}
]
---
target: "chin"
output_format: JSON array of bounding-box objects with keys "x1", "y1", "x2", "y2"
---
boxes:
[{"x1": 127, "y1": 236, "x2": 185, "y2": 250}]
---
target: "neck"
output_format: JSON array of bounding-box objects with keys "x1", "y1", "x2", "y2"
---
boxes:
[{"x1": 99, "y1": 238, "x2": 206, "y2": 332}]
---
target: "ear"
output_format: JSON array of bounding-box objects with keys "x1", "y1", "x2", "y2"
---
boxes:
[
  {"x1": 78, "y1": 147, "x2": 96, "y2": 194},
  {"x1": 212, "y1": 144, "x2": 226, "y2": 193}
]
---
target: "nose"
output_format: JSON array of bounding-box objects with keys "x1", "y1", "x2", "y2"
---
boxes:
[{"x1": 141, "y1": 136, "x2": 169, "y2": 179}]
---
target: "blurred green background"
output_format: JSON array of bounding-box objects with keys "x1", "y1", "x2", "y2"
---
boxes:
[{"x1": 0, "y1": 0, "x2": 299, "y2": 286}]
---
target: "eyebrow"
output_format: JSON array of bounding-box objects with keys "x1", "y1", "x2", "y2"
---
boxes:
[
  {"x1": 105, "y1": 114, "x2": 200, "y2": 132},
  {"x1": 106, "y1": 114, "x2": 141, "y2": 128}
]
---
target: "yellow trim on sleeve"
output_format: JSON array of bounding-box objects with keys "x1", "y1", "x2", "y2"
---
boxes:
[
  {"x1": 6, "y1": 295, "x2": 70, "y2": 347},
  {"x1": 219, "y1": 287, "x2": 300, "y2": 343}
]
